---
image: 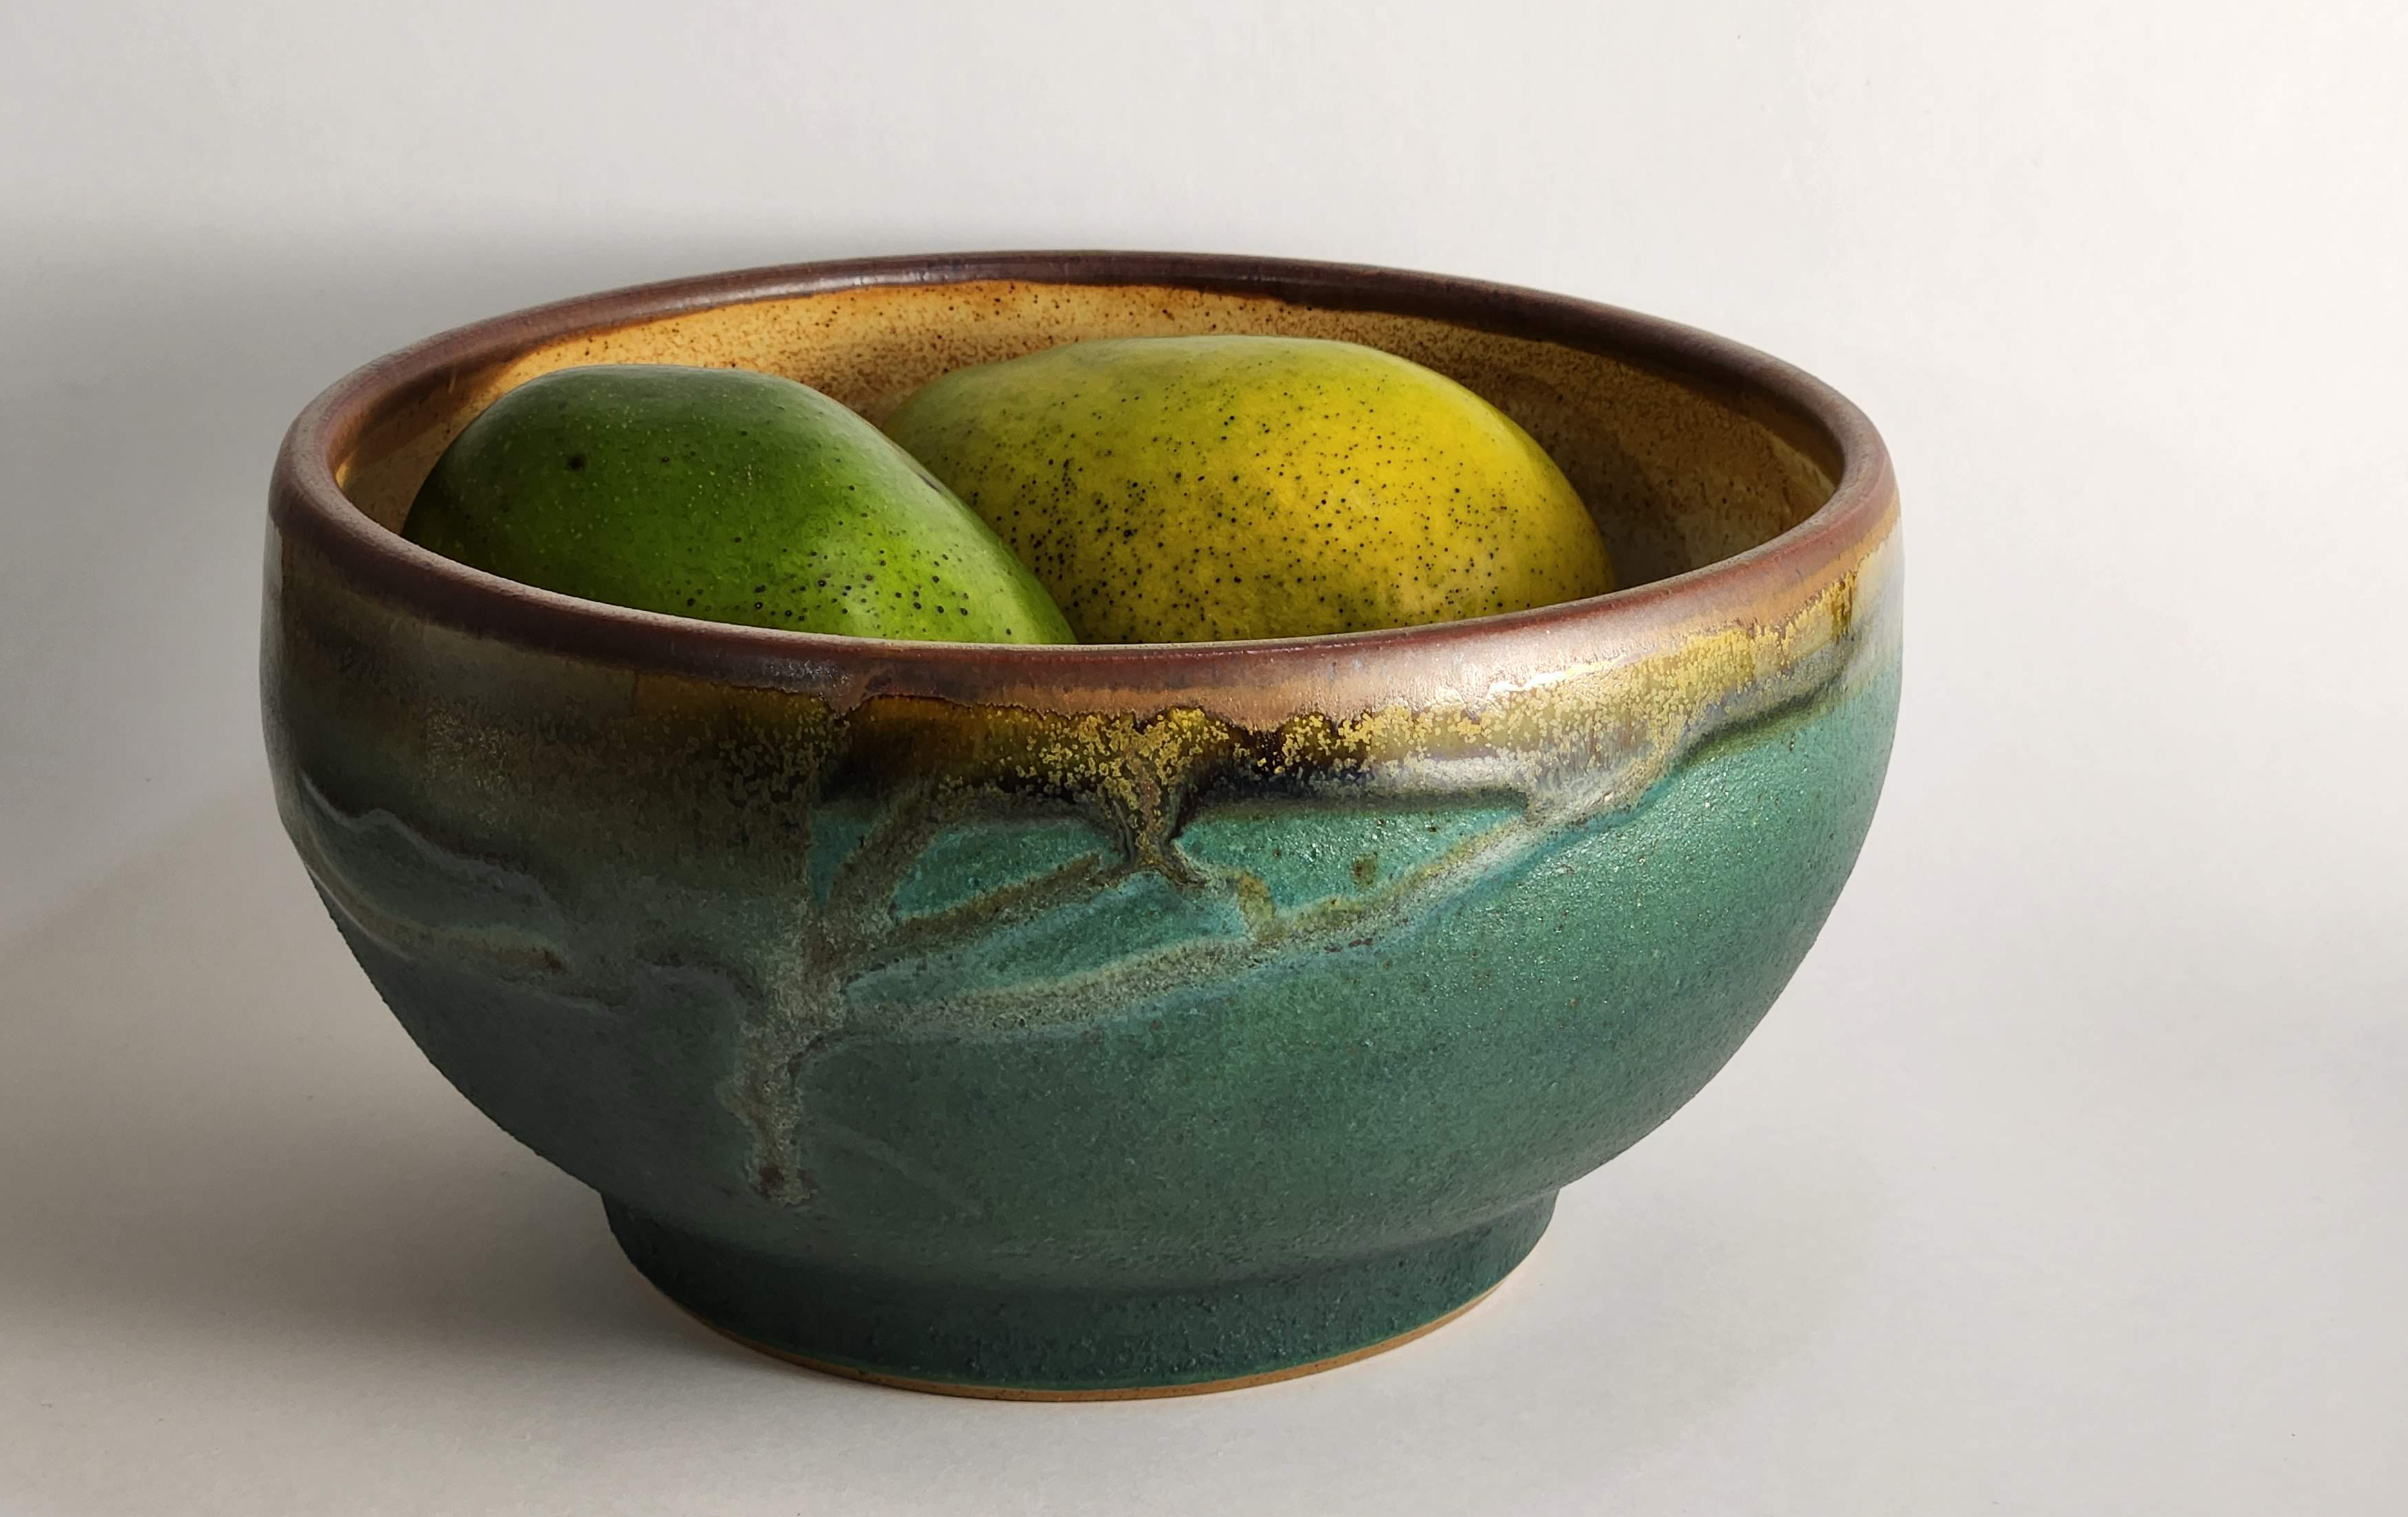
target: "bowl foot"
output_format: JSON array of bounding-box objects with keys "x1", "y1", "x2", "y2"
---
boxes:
[{"x1": 605, "y1": 1194, "x2": 1552, "y2": 1399}]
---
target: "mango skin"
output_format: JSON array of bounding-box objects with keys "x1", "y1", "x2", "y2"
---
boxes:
[
  {"x1": 883, "y1": 337, "x2": 1615, "y2": 643},
  {"x1": 404, "y1": 365, "x2": 1074, "y2": 644}
]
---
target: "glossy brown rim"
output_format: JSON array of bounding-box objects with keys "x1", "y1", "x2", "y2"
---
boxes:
[{"x1": 270, "y1": 251, "x2": 1894, "y2": 692}]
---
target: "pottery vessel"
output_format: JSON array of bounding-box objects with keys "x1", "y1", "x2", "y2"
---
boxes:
[{"x1": 263, "y1": 252, "x2": 1901, "y2": 1397}]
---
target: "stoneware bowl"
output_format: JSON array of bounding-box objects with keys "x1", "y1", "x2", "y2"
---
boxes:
[{"x1": 263, "y1": 252, "x2": 1901, "y2": 1398}]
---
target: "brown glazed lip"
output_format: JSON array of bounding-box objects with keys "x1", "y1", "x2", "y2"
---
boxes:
[{"x1": 268, "y1": 252, "x2": 1894, "y2": 710}]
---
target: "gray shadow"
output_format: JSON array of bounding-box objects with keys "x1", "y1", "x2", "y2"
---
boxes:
[{"x1": 0, "y1": 783, "x2": 732, "y2": 1363}]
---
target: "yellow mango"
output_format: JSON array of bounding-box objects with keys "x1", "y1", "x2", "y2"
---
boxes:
[{"x1": 885, "y1": 337, "x2": 1614, "y2": 643}]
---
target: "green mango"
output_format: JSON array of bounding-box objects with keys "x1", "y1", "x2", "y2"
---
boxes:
[
  {"x1": 884, "y1": 336, "x2": 1615, "y2": 643},
  {"x1": 403, "y1": 364, "x2": 1074, "y2": 644}
]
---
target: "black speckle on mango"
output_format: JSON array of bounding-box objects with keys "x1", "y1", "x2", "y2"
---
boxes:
[
  {"x1": 884, "y1": 337, "x2": 1615, "y2": 643},
  {"x1": 402, "y1": 365, "x2": 1073, "y2": 644}
]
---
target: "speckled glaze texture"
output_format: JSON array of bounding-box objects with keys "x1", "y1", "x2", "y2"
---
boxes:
[{"x1": 263, "y1": 253, "x2": 1902, "y2": 1397}]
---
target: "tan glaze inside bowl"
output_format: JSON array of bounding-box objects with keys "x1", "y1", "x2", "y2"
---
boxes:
[
  {"x1": 276, "y1": 253, "x2": 1891, "y2": 728},
  {"x1": 338, "y1": 272, "x2": 1838, "y2": 587}
]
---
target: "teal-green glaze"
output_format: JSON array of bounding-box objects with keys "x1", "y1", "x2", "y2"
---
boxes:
[
  {"x1": 803, "y1": 663, "x2": 1897, "y2": 1279},
  {"x1": 263, "y1": 254, "x2": 1902, "y2": 1395},
  {"x1": 889, "y1": 816, "x2": 1113, "y2": 919},
  {"x1": 605, "y1": 1196, "x2": 1555, "y2": 1392},
  {"x1": 1178, "y1": 800, "x2": 1527, "y2": 913},
  {"x1": 279, "y1": 615, "x2": 1897, "y2": 1388}
]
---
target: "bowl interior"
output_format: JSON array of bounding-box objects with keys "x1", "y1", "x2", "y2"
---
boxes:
[{"x1": 332, "y1": 276, "x2": 1839, "y2": 593}]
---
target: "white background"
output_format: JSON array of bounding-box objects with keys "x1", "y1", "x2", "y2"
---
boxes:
[{"x1": 3, "y1": 2, "x2": 2403, "y2": 1512}]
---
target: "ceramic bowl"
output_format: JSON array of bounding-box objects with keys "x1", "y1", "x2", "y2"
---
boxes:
[{"x1": 263, "y1": 252, "x2": 1900, "y2": 1397}]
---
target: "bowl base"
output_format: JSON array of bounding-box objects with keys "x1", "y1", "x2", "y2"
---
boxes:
[{"x1": 605, "y1": 1194, "x2": 1552, "y2": 1399}]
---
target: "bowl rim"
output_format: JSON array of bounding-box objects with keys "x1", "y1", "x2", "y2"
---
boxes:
[{"x1": 269, "y1": 250, "x2": 1895, "y2": 688}]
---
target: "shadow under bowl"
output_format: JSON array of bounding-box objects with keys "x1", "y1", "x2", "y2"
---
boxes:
[{"x1": 263, "y1": 252, "x2": 1901, "y2": 1397}]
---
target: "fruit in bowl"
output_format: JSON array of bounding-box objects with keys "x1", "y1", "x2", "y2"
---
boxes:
[
  {"x1": 883, "y1": 334, "x2": 1616, "y2": 641},
  {"x1": 263, "y1": 254, "x2": 1900, "y2": 1397},
  {"x1": 403, "y1": 363, "x2": 1072, "y2": 643}
]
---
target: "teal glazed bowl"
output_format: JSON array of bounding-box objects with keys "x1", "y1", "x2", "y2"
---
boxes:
[{"x1": 263, "y1": 253, "x2": 1901, "y2": 1397}]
